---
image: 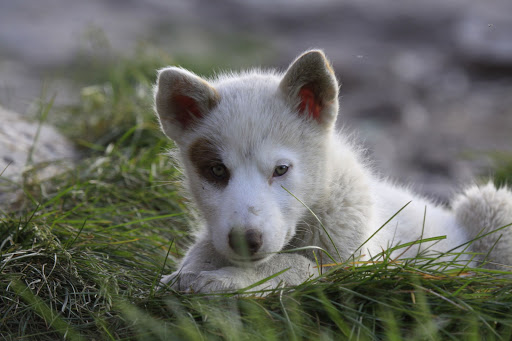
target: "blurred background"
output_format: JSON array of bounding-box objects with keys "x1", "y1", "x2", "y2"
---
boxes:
[{"x1": 1, "y1": 0, "x2": 512, "y2": 201}]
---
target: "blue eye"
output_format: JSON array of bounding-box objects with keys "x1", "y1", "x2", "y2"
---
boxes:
[{"x1": 273, "y1": 165, "x2": 289, "y2": 177}]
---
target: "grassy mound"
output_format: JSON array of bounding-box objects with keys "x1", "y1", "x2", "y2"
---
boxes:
[{"x1": 1, "y1": 49, "x2": 512, "y2": 340}]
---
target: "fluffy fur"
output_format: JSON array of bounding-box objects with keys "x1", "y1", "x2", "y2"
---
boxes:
[{"x1": 154, "y1": 50, "x2": 512, "y2": 293}]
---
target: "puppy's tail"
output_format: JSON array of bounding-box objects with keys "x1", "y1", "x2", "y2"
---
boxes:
[{"x1": 452, "y1": 182, "x2": 512, "y2": 269}]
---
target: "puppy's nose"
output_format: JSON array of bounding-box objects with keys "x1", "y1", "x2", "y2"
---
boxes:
[{"x1": 228, "y1": 228, "x2": 263, "y2": 256}]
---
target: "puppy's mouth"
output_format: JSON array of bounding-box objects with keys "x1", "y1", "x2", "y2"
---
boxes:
[{"x1": 229, "y1": 254, "x2": 271, "y2": 265}]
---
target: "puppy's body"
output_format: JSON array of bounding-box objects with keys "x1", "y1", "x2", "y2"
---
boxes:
[{"x1": 155, "y1": 50, "x2": 512, "y2": 293}]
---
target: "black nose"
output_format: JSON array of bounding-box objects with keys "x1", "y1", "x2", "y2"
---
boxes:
[{"x1": 228, "y1": 228, "x2": 263, "y2": 256}]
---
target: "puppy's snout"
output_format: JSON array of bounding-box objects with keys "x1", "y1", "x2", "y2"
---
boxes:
[{"x1": 228, "y1": 228, "x2": 263, "y2": 256}]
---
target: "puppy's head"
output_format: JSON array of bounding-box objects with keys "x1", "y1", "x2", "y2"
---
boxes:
[{"x1": 154, "y1": 50, "x2": 339, "y2": 264}]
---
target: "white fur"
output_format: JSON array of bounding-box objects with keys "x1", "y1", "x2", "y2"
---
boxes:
[{"x1": 155, "y1": 50, "x2": 512, "y2": 294}]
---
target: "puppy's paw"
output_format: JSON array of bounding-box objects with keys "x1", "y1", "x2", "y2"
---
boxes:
[
  {"x1": 160, "y1": 268, "x2": 253, "y2": 294},
  {"x1": 189, "y1": 269, "x2": 245, "y2": 293}
]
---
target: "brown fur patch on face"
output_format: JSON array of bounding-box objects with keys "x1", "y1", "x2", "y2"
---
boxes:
[{"x1": 188, "y1": 138, "x2": 230, "y2": 188}]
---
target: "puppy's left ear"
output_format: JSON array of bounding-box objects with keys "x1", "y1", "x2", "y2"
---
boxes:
[
  {"x1": 154, "y1": 67, "x2": 220, "y2": 143},
  {"x1": 279, "y1": 50, "x2": 339, "y2": 129}
]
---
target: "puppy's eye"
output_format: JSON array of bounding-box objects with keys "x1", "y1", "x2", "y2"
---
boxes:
[
  {"x1": 211, "y1": 164, "x2": 227, "y2": 178},
  {"x1": 273, "y1": 165, "x2": 289, "y2": 177}
]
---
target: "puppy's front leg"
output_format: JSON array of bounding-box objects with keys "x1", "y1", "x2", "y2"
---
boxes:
[{"x1": 161, "y1": 237, "x2": 317, "y2": 294}]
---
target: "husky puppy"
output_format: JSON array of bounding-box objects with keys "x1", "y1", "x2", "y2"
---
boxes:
[{"x1": 154, "y1": 50, "x2": 512, "y2": 293}]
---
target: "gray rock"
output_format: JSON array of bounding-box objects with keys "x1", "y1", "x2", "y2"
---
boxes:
[
  {"x1": 455, "y1": 13, "x2": 512, "y2": 70},
  {"x1": 0, "y1": 106, "x2": 76, "y2": 209}
]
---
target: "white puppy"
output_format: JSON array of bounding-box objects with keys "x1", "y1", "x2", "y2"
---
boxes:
[{"x1": 154, "y1": 50, "x2": 512, "y2": 293}]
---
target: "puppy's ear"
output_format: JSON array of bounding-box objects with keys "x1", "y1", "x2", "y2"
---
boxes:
[
  {"x1": 154, "y1": 67, "x2": 219, "y2": 142},
  {"x1": 279, "y1": 50, "x2": 339, "y2": 129}
]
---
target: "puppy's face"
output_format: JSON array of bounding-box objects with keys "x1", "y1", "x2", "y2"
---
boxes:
[
  {"x1": 154, "y1": 50, "x2": 339, "y2": 264},
  {"x1": 185, "y1": 140, "x2": 305, "y2": 263}
]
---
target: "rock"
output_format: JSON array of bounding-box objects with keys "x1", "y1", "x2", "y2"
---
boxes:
[
  {"x1": 455, "y1": 13, "x2": 512, "y2": 73},
  {"x1": 0, "y1": 106, "x2": 77, "y2": 209}
]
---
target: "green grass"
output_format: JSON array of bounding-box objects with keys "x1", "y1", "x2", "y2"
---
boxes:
[
  {"x1": 2, "y1": 48, "x2": 512, "y2": 340},
  {"x1": 492, "y1": 152, "x2": 512, "y2": 189}
]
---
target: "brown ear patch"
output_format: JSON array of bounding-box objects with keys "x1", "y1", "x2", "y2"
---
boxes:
[
  {"x1": 155, "y1": 67, "x2": 221, "y2": 141},
  {"x1": 188, "y1": 138, "x2": 230, "y2": 188},
  {"x1": 172, "y1": 94, "x2": 204, "y2": 127},
  {"x1": 298, "y1": 85, "x2": 322, "y2": 120},
  {"x1": 279, "y1": 50, "x2": 339, "y2": 127}
]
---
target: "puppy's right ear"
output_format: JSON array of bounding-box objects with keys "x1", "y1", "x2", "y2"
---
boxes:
[
  {"x1": 279, "y1": 50, "x2": 339, "y2": 129},
  {"x1": 154, "y1": 67, "x2": 220, "y2": 142}
]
